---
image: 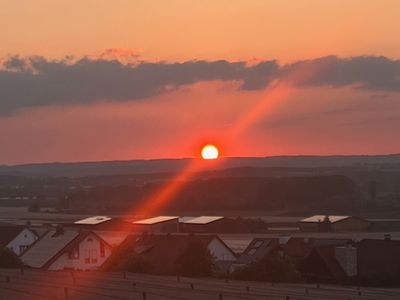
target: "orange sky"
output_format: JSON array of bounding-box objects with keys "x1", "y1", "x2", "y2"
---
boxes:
[
  {"x1": 1, "y1": 0, "x2": 400, "y2": 62},
  {"x1": 0, "y1": 0, "x2": 400, "y2": 164}
]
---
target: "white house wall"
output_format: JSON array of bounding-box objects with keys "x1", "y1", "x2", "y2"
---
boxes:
[
  {"x1": 48, "y1": 234, "x2": 112, "y2": 271},
  {"x1": 7, "y1": 229, "x2": 38, "y2": 256},
  {"x1": 207, "y1": 238, "x2": 236, "y2": 261}
]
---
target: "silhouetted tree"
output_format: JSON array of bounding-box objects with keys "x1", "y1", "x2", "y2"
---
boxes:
[
  {"x1": 233, "y1": 253, "x2": 302, "y2": 282},
  {"x1": 175, "y1": 237, "x2": 213, "y2": 277},
  {"x1": 116, "y1": 252, "x2": 152, "y2": 273},
  {"x1": 0, "y1": 247, "x2": 23, "y2": 268}
]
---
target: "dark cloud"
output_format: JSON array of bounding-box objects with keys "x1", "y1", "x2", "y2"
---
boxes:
[
  {"x1": 0, "y1": 56, "x2": 277, "y2": 115},
  {"x1": 0, "y1": 55, "x2": 399, "y2": 115},
  {"x1": 283, "y1": 56, "x2": 400, "y2": 91}
]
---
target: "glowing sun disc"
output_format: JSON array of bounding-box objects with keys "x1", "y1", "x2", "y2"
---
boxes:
[{"x1": 201, "y1": 144, "x2": 219, "y2": 160}]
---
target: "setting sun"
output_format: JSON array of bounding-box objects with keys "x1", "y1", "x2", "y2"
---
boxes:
[{"x1": 201, "y1": 144, "x2": 219, "y2": 160}]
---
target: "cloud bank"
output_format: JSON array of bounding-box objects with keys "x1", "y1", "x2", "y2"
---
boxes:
[{"x1": 0, "y1": 55, "x2": 399, "y2": 115}]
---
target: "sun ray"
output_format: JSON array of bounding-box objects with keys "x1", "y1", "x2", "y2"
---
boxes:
[{"x1": 129, "y1": 62, "x2": 327, "y2": 217}]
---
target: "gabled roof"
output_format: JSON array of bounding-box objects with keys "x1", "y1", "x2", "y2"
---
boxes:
[
  {"x1": 221, "y1": 238, "x2": 252, "y2": 255},
  {"x1": 21, "y1": 229, "x2": 111, "y2": 269},
  {"x1": 236, "y1": 238, "x2": 278, "y2": 264},
  {"x1": 94, "y1": 230, "x2": 130, "y2": 247},
  {"x1": 21, "y1": 229, "x2": 80, "y2": 268},
  {"x1": 355, "y1": 239, "x2": 400, "y2": 283},
  {"x1": 133, "y1": 216, "x2": 179, "y2": 225},
  {"x1": 277, "y1": 237, "x2": 311, "y2": 258},
  {"x1": 74, "y1": 216, "x2": 112, "y2": 225},
  {"x1": 274, "y1": 237, "x2": 352, "y2": 259},
  {"x1": 42, "y1": 231, "x2": 112, "y2": 269},
  {"x1": 0, "y1": 225, "x2": 25, "y2": 247},
  {"x1": 182, "y1": 216, "x2": 224, "y2": 224},
  {"x1": 103, "y1": 234, "x2": 234, "y2": 274},
  {"x1": 311, "y1": 245, "x2": 347, "y2": 283}
]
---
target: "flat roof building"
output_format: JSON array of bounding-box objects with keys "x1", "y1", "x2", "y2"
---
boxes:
[
  {"x1": 133, "y1": 216, "x2": 179, "y2": 233},
  {"x1": 299, "y1": 215, "x2": 370, "y2": 232},
  {"x1": 180, "y1": 216, "x2": 238, "y2": 233}
]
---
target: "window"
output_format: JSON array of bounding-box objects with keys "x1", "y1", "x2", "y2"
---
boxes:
[
  {"x1": 19, "y1": 245, "x2": 29, "y2": 253},
  {"x1": 69, "y1": 247, "x2": 79, "y2": 259},
  {"x1": 100, "y1": 242, "x2": 105, "y2": 258},
  {"x1": 248, "y1": 248, "x2": 257, "y2": 255},
  {"x1": 90, "y1": 249, "x2": 98, "y2": 263},
  {"x1": 84, "y1": 250, "x2": 90, "y2": 264},
  {"x1": 84, "y1": 249, "x2": 98, "y2": 264}
]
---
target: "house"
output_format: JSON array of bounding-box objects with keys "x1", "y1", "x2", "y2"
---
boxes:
[
  {"x1": 180, "y1": 216, "x2": 238, "y2": 233},
  {"x1": 299, "y1": 244, "x2": 357, "y2": 284},
  {"x1": 72, "y1": 216, "x2": 134, "y2": 231},
  {"x1": 299, "y1": 215, "x2": 370, "y2": 232},
  {"x1": 272, "y1": 237, "x2": 311, "y2": 261},
  {"x1": 104, "y1": 234, "x2": 236, "y2": 275},
  {"x1": 230, "y1": 238, "x2": 279, "y2": 271},
  {"x1": 356, "y1": 238, "x2": 400, "y2": 284},
  {"x1": 133, "y1": 216, "x2": 179, "y2": 233},
  {"x1": 272, "y1": 237, "x2": 353, "y2": 263},
  {"x1": 21, "y1": 227, "x2": 112, "y2": 271},
  {"x1": 94, "y1": 230, "x2": 130, "y2": 247},
  {"x1": 0, "y1": 223, "x2": 38, "y2": 256}
]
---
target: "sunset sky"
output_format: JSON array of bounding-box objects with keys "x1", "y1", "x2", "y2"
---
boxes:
[{"x1": 1, "y1": 0, "x2": 400, "y2": 164}]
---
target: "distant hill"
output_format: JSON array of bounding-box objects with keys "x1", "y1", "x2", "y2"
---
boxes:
[
  {"x1": 1, "y1": 154, "x2": 400, "y2": 177},
  {"x1": 66, "y1": 175, "x2": 360, "y2": 215}
]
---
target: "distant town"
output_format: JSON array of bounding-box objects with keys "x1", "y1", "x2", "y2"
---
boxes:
[{"x1": 2, "y1": 156, "x2": 400, "y2": 299}]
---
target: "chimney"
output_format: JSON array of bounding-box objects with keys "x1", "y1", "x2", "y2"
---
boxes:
[{"x1": 335, "y1": 245, "x2": 357, "y2": 277}]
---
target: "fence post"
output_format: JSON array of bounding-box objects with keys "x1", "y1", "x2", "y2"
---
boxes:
[
  {"x1": 218, "y1": 293, "x2": 223, "y2": 300},
  {"x1": 190, "y1": 283, "x2": 194, "y2": 290},
  {"x1": 142, "y1": 291, "x2": 147, "y2": 300}
]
